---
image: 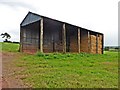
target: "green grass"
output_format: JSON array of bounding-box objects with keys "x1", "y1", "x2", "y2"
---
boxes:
[
  {"x1": 15, "y1": 52, "x2": 118, "y2": 88},
  {"x1": 0, "y1": 42, "x2": 19, "y2": 52},
  {"x1": 1, "y1": 42, "x2": 118, "y2": 88}
]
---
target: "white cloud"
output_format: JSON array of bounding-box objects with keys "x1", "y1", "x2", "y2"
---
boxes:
[{"x1": 0, "y1": 0, "x2": 118, "y2": 46}]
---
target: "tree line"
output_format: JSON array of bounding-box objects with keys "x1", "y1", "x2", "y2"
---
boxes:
[{"x1": 0, "y1": 32, "x2": 19, "y2": 43}]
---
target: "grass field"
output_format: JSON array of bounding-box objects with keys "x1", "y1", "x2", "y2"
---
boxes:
[
  {"x1": 0, "y1": 42, "x2": 19, "y2": 52},
  {"x1": 1, "y1": 42, "x2": 118, "y2": 88}
]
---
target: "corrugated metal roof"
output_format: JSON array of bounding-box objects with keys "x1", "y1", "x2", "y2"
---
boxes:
[{"x1": 21, "y1": 12, "x2": 41, "y2": 26}]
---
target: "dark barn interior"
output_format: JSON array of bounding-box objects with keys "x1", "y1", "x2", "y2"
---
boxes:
[
  {"x1": 43, "y1": 18, "x2": 63, "y2": 53},
  {"x1": 20, "y1": 12, "x2": 103, "y2": 54},
  {"x1": 66, "y1": 24, "x2": 78, "y2": 52}
]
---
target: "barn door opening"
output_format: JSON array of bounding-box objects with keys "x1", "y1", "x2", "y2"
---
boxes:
[
  {"x1": 66, "y1": 24, "x2": 78, "y2": 52},
  {"x1": 43, "y1": 18, "x2": 63, "y2": 53}
]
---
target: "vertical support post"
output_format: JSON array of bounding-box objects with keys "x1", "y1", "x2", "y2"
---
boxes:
[
  {"x1": 63, "y1": 23, "x2": 66, "y2": 53},
  {"x1": 102, "y1": 34, "x2": 104, "y2": 54},
  {"x1": 40, "y1": 18, "x2": 43, "y2": 53},
  {"x1": 78, "y1": 28, "x2": 81, "y2": 53},
  {"x1": 88, "y1": 31, "x2": 90, "y2": 53},
  {"x1": 20, "y1": 26, "x2": 23, "y2": 52},
  {"x1": 96, "y1": 34, "x2": 98, "y2": 54}
]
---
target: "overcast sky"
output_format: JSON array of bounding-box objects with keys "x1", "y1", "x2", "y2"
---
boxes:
[{"x1": 0, "y1": 0, "x2": 118, "y2": 46}]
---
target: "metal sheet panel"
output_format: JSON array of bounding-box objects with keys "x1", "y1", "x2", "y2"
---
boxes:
[{"x1": 21, "y1": 13, "x2": 41, "y2": 26}]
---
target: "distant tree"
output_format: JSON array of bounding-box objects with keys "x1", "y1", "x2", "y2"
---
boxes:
[
  {"x1": 0, "y1": 32, "x2": 11, "y2": 42},
  {"x1": 115, "y1": 47, "x2": 118, "y2": 50},
  {"x1": 104, "y1": 47, "x2": 109, "y2": 51}
]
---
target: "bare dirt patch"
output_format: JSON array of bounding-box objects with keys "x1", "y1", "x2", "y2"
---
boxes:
[{"x1": 1, "y1": 52, "x2": 29, "y2": 88}]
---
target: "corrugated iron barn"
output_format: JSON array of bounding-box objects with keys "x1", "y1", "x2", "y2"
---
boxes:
[{"x1": 20, "y1": 12, "x2": 104, "y2": 54}]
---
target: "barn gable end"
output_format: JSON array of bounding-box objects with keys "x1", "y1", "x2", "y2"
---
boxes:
[{"x1": 21, "y1": 12, "x2": 41, "y2": 26}]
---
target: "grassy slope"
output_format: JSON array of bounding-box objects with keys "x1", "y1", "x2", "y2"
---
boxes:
[
  {"x1": 1, "y1": 42, "x2": 118, "y2": 88},
  {"x1": 0, "y1": 42, "x2": 19, "y2": 52}
]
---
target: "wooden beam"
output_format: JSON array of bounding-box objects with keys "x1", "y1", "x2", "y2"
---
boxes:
[
  {"x1": 20, "y1": 26, "x2": 23, "y2": 52},
  {"x1": 102, "y1": 34, "x2": 104, "y2": 54},
  {"x1": 88, "y1": 31, "x2": 90, "y2": 53},
  {"x1": 96, "y1": 34, "x2": 98, "y2": 54},
  {"x1": 40, "y1": 18, "x2": 43, "y2": 53},
  {"x1": 63, "y1": 23, "x2": 66, "y2": 53},
  {"x1": 78, "y1": 28, "x2": 81, "y2": 53}
]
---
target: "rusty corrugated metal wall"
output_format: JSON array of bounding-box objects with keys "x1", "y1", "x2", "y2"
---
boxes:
[{"x1": 21, "y1": 21, "x2": 40, "y2": 54}]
